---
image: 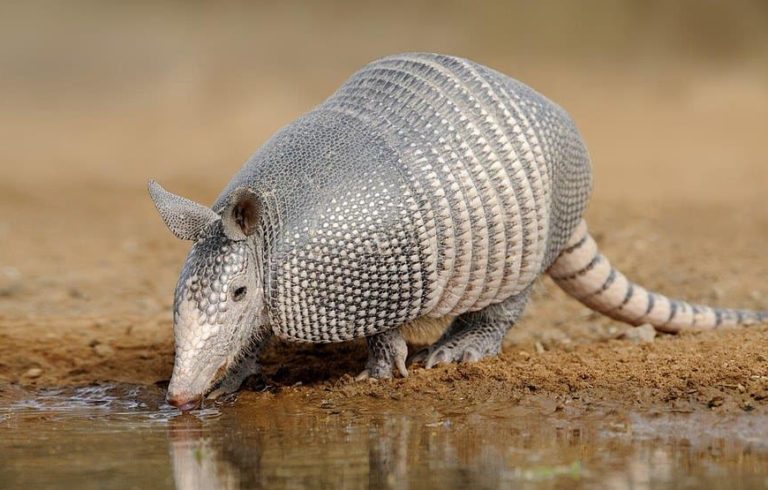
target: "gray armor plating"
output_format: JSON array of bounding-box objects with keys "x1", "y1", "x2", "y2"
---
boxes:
[
  {"x1": 214, "y1": 53, "x2": 591, "y2": 343},
  {"x1": 175, "y1": 223, "x2": 248, "y2": 327}
]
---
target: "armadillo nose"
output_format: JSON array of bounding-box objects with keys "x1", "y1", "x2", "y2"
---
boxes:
[{"x1": 167, "y1": 393, "x2": 203, "y2": 412}]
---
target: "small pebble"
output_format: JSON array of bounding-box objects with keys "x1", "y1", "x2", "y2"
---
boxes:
[
  {"x1": 534, "y1": 342, "x2": 545, "y2": 354},
  {"x1": 708, "y1": 396, "x2": 724, "y2": 408},
  {"x1": 93, "y1": 344, "x2": 114, "y2": 358},
  {"x1": 24, "y1": 368, "x2": 43, "y2": 379},
  {"x1": 621, "y1": 324, "x2": 656, "y2": 343}
]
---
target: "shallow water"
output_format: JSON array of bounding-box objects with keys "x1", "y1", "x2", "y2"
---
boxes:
[{"x1": 1, "y1": 384, "x2": 767, "y2": 489}]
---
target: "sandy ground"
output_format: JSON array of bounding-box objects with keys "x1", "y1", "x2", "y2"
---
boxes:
[{"x1": 1, "y1": 3, "x2": 767, "y2": 416}]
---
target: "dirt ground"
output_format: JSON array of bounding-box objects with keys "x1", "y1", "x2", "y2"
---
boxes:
[{"x1": 1, "y1": 2, "x2": 767, "y2": 416}]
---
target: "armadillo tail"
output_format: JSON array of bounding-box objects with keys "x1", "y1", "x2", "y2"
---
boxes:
[{"x1": 548, "y1": 220, "x2": 768, "y2": 333}]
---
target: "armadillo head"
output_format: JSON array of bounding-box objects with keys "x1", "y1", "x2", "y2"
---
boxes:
[{"x1": 148, "y1": 181, "x2": 267, "y2": 410}]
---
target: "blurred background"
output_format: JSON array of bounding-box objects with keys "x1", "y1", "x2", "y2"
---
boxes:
[
  {"x1": 1, "y1": 0, "x2": 767, "y2": 385},
  {"x1": 3, "y1": 0, "x2": 768, "y2": 194}
]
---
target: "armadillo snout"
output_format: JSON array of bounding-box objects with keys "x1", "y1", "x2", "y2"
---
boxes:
[{"x1": 167, "y1": 392, "x2": 203, "y2": 412}]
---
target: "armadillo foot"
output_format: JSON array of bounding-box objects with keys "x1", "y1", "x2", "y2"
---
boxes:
[
  {"x1": 207, "y1": 360, "x2": 262, "y2": 400},
  {"x1": 356, "y1": 328, "x2": 408, "y2": 380},
  {"x1": 207, "y1": 340, "x2": 267, "y2": 400},
  {"x1": 409, "y1": 289, "x2": 531, "y2": 369},
  {"x1": 409, "y1": 327, "x2": 502, "y2": 369}
]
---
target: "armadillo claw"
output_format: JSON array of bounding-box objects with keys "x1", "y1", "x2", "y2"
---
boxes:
[
  {"x1": 424, "y1": 349, "x2": 449, "y2": 369},
  {"x1": 207, "y1": 372, "x2": 266, "y2": 400},
  {"x1": 206, "y1": 387, "x2": 228, "y2": 401},
  {"x1": 207, "y1": 382, "x2": 239, "y2": 401},
  {"x1": 360, "y1": 329, "x2": 409, "y2": 380},
  {"x1": 406, "y1": 349, "x2": 428, "y2": 366},
  {"x1": 356, "y1": 355, "x2": 409, "y2": 381},
  {"x1": 460, "y1": 348, "x2": 482, "y2": 363},
  {"x1": 395, "y1": 356, "x2": 408, "y2": 378},
  {"x1": 206, "y1": 361, "x2": 263, "y2": 400},
  {"x1": 417, "y1": 343, "x2": 491, "y2": 369},
  {"x1": 207, "y1": 372, "x2": 249, "y2": 400},
  {"x1": 355, "y1": 370, "x2": 372, "y2": 381}
]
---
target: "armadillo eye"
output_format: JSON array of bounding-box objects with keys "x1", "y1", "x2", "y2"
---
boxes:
[{"x1": 232, "y1": 286, "x2": 247, "y2": 302}]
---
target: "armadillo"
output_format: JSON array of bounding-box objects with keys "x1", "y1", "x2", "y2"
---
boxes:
[{"x1": 148, "y1": 53, "x2": 767, "y2": 411}]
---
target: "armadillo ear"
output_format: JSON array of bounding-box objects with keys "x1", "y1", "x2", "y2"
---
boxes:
[
  {"x1": 147, "y1": 180, "x2": 218, "y2": 241},
  {"x1": 221, "y1": 187, "x2": 261, "y2": 241}
]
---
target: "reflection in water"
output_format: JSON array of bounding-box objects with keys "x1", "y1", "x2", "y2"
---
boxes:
[
  {"x1": 368, "y1": 415, "x2": 410, "y2": 489},
  {"x1": 1, "y1": 384, "x2": 768, "y2": 489},
  {"x1": 167, "y1": 411, "x2": 267, "y2": 490},
  {"x1": 169, "y1": 417, "x2": 244, "y2": 490},
  {"x1": 163, "y1": 394, "x2": 768, "y2": 489}
]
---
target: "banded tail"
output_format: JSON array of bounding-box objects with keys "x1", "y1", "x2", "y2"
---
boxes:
[{"x1": 549, "y1": 220, "x2": 768, "y2": 333}]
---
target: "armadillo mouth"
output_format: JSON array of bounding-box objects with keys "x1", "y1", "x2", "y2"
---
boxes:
[
  {"x1": 167, "y1": 357, "x2": 230, "y2": 409},
  {"x1": 167, "y1": 393, "x2": 203, "y2": 412}
]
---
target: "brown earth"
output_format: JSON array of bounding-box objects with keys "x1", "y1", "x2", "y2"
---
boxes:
[{"x1": 1, "y1": 2, "x2": 767, "y2": 416}]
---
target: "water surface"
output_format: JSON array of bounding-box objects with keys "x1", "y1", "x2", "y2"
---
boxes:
[{"x1": 1, "y1": 384, "x2": 767, "y2": 489}]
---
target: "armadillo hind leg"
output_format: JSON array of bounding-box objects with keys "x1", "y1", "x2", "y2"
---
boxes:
[
  {"x1": 207, "y1": 339, "x2": 268, "y2": 400},
  {"x1": 356, "y1": 329, "x2": 409, "y2": 380},
  {"x1": 409, "y1": 287, "x2": 532, "y2": 369}
]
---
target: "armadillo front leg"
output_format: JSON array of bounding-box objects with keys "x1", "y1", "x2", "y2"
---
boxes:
[
  {"x1": 207, "y1": 337, "x2": 269, "y2": 400},
  {"x1": 411, "y1": 288, "x2": 532, "y2": 368},
  {"x1": 356, "y1": 328, "x2": 409, "y2": 380}
]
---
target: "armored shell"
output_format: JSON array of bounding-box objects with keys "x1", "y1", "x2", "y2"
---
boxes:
[{"x1": 214, "y1": 53, "x2": 592, "y2": 343}]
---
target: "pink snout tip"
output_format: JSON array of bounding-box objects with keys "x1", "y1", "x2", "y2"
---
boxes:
[{"x1": 167, "y1": 393, "x2": 203, "y2": 412}]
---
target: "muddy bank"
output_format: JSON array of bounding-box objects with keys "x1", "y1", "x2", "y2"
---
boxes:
[
  {"x1": 2, "y1": 312, "x2": 768, "y2": 415},
  {"x1": 1, "y1": 198, "x2": 767, "y2": 414},
  {"x1": 258, "y1": 325, "x2": 768, "y2": 415}
]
